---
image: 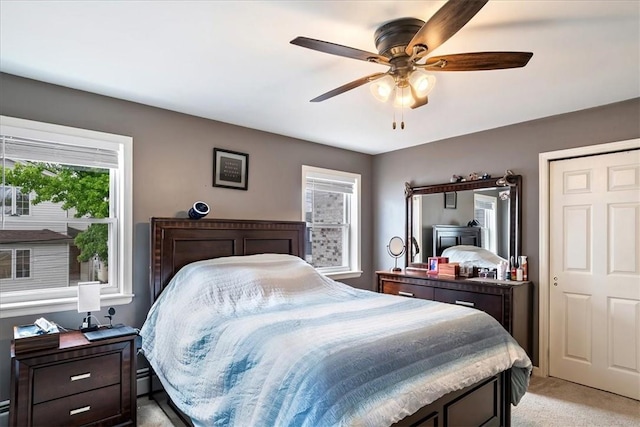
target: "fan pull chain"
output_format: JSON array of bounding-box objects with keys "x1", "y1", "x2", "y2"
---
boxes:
[
  {"x1": 401, "y1": 86, "x2": 406, "y2": 129},
  {"x1": 392, "y1": 88, "x2": 407, "y2": 130},
  {"x1": 392, "y1": 109, "x2": 405, "y2": 130}
]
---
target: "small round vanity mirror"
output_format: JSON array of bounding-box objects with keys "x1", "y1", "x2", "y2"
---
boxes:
[{"x1": 387, "y1": 236, "x2": 406, "y2": 272}]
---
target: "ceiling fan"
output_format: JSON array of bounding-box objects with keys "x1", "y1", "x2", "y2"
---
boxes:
[{"x1": 290, "y1": 0, "x2": 532, "y2": 115}]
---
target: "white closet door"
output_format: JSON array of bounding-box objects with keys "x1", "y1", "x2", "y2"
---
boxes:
[{"x1": 549, "y1": 149, "x2": 640, "y2": 399}]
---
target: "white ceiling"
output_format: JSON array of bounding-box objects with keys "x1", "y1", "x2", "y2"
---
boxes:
[{"x1": 1, "y1": 1, "x2": 639, "y2": 155}]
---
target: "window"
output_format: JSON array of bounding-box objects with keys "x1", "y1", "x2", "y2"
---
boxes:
[
  {"x1": 0, "y1": 248, "x2": 32, "y2": 280},
  {"x1": 0, "y1": 250, "x2": 11, "y2": 279},
  {"x1": 474, "y1": 193, "x2": 498, "y2": 254},
  {"x1": 0, "y1": 116, "x2": 133, "y2": 318},
  {"x1": 302, "y1": 165, "x2": 361, "y2": 279},
  {"x1": 1, "y1": 186, "x2": 30, "y2": 215},
  {"x1": 16, "y1": 249, "x2": 31, "y2": 278}
]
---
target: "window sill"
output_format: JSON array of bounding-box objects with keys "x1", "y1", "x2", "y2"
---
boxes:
[
  {"x1": 324, "y1": 270, "x2": 363, "y2": 280},
  {"x1": 0, "y1": 293, "x2": 134, "y2": 319}
]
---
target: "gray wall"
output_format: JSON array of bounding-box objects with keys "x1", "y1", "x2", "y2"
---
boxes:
[
  {"x1": 0, "y1": 73, "x2": 374, "y2": 401},
  {"x1": 372, "y1": 97, "x2": 640, "y2": 366}
]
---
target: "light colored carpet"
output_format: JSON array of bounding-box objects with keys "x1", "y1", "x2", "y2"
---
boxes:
[
  {"x1": 511, "y1": 375, "x2": 639, "y2": 426},
  {"x1": 138, "y1": 376, "x2": 640, "y2": 426},
  {"x1": 137, "y1": 396, "x2": 177, "y2": 427}
]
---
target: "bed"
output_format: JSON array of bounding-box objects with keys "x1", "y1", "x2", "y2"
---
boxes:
[{"x1": 141, "y1": 218, "x2": 531, "y2": 427}]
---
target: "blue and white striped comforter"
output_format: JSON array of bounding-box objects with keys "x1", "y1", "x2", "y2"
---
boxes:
[{"x1": 140, "y1": 254, "x2": 531, "y2": 427}]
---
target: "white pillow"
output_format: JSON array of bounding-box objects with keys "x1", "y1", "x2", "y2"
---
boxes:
[{"x1": 441, "y1": 245, "x2": 507, "y2": 269}]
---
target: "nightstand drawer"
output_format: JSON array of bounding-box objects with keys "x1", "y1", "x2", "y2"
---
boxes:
[
  {"x1": 32, "y1": 383, "x2": 121, "y2": 427},
  {"x1": 434, "y1": 288, "x2": 503, "y2": 323},
  {"x1": 381, "y1": 281, "x2": 434, "y2": 300},
  {"x1": 33, "y1": 352, "x2": 121, "y2": 403}
]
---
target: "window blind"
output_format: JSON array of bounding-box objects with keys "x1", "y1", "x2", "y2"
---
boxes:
[
  {"x1": 306, "y1": 177, "x2": 354, "y2": 194},
  {"x1": 1, "y1": 135, "x2": 119, "y2": 169}
]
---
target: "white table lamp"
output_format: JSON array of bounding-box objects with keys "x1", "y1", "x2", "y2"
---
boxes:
[{"x1": 78, "y1": 282, "x2": 101, "y2": 332}]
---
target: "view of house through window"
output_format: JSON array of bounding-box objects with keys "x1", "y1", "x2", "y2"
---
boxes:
[
  {"x1": 1, "y1": 154, "x2": 112, "y2": 292},
  {"x1": 0, "y1": 116, "x2": 132, "y2": 317},
  {"x1": 302, "y1": 166, "x2": 361, "y2": 279}
]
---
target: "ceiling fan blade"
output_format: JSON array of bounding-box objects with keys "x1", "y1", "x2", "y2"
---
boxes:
[
  {"x1": 291, "y1": 37, "x2": 390, "y2": 65},
  {"x1": 424, "y1": 52, "x2": 533, "y2": 71},
  {"x1": 310, "y1": 73, "x2": 386, "y2": 102},
  {"x1": 405, "y1": 0, "x2": 489, "y2": 56}
]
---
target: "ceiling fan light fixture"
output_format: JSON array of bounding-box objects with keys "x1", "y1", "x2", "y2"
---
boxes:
[
  {"x1": 370, "y1": 75, "x2": 395, "y2": 102},
  {"x1": 393, "y1": 85, "x2": 416, "y2": 108},
  {"x1": 409, "y1": 70, "x2": 436, "y2": 98}
]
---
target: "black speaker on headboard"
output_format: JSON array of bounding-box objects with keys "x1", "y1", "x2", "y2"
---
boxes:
[{"x1": 188, "y1": 201, "x2": 210, "y2": 219}]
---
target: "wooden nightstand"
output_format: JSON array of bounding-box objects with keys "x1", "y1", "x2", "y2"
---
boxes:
[{"x1": 10, "y1": 329, "x2": 137, "y2": 427}]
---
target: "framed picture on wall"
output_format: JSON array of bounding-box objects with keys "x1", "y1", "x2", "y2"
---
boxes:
[
  {"x1": 213, "y1": 148, "x2": 249, "y2": 190},
  {"x1": 444, "y1": 191, "x2": 457, "y2": 209}
]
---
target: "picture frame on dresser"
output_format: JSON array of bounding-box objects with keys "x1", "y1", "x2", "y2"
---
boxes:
[
  {"x1": 213, "y1": 147, "x2": 249, "y2": 190},
  {"x1": 427, "y1": 256, "x2": 448, "y2": 273}
]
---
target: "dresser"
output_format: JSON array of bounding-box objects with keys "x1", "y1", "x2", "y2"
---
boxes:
[
  {"x1": 377, "y1": 270, "x2": 532, "y2": 357},
  {"x1": 10, "y1": 330, "x2": 136, "y2": 427}
]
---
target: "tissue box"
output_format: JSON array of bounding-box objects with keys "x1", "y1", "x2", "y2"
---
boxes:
[
  {"x1": 12, "y1": 324, "x2": 60, "y2": 355},
  {"x1": 438, "y1": 262, "x2": 460, "y2": 278}
]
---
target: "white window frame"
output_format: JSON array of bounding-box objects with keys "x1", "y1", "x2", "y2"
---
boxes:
[
  {"x1": 2, "y1": 185, "x2": 31, "y2": 216},
  {"x1": 302, "y1": 165, "x2": 361, "y2": 280},
  {"x1": 0, "y1": 249, "x2": 11, "y2": 279},
  {"x1": 14, "y1": 248, "x2": 32, "y2": 279},
  {"x1": 0, "y1": 116, "x2": 133, "y2": 318}
]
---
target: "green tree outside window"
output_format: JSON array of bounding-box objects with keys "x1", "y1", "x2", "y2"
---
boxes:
[{"x1": 2, "y1": 162, "x2": 109, "y2": 265}]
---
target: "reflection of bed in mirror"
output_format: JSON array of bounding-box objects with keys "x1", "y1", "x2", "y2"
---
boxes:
[
  {"x1": 442, "y1": 244, "x2": 508, "y2": 270},
  {"x1": 432, "y1": 225, "x2": 482, "y2": 256}
]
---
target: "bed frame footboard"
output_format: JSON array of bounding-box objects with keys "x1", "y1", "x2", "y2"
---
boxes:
[{"x1": 394, "y1": 369, "x2": 512, "y2": 427}]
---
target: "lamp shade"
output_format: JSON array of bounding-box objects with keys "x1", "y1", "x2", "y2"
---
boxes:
[
  {"x1": 369, "y1": 75, "x2": 395, "y2": 102},
  {"x1": 77, "y1": 282, "x2": 101, "y2": 312},
  {"x1": 409, "y1": 70, "x2": 436, "y2": 98},
  {"x1": 393, "y1": 85, "x2": 416, "y2": 108}
]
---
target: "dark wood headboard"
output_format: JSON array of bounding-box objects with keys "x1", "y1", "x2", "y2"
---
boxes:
[
  {"x1": 432, "y1": 225, "x2": 482, "y2": 256},
  {"x1": 149, "y1": 218, "x2": 306, "y2": 302}
]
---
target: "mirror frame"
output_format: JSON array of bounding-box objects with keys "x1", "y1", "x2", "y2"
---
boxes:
[{"x1": 404, "y1": 175, "x2": 522, "y2": 268}]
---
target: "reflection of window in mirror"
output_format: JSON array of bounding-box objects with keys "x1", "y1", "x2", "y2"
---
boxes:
[
  {"x1": 474, "y1": 194, "x2": 497, "y2": 254},
  {"x1": 412, "y1": 196, "x2": 422, "y2": 263}
]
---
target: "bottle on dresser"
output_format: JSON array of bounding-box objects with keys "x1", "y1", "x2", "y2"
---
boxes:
[
  {"x1": 497, "y1": 260, "x2": 508, "y2": 280},
  {"x1": 519, "y1": 256, "x2": 528, "y2": 281}
]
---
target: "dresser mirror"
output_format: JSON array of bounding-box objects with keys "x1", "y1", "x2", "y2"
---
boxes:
[{"x1": 404, "y1": 174, "x2": 522, "y2": 268}]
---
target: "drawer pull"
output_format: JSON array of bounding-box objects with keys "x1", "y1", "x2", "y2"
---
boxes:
[
  {"x1": 70, "y1": 406, "x2": 91, "y2": 416},
  {"x1": 398, "y1": 291, "x2": 415, "y2": 297},
  {"x1": 455, "y1": 300, "x2": 475, "y2": 307},
  {"x1": 70, "y1": 373, "x2": 91, "y2": 381}
]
